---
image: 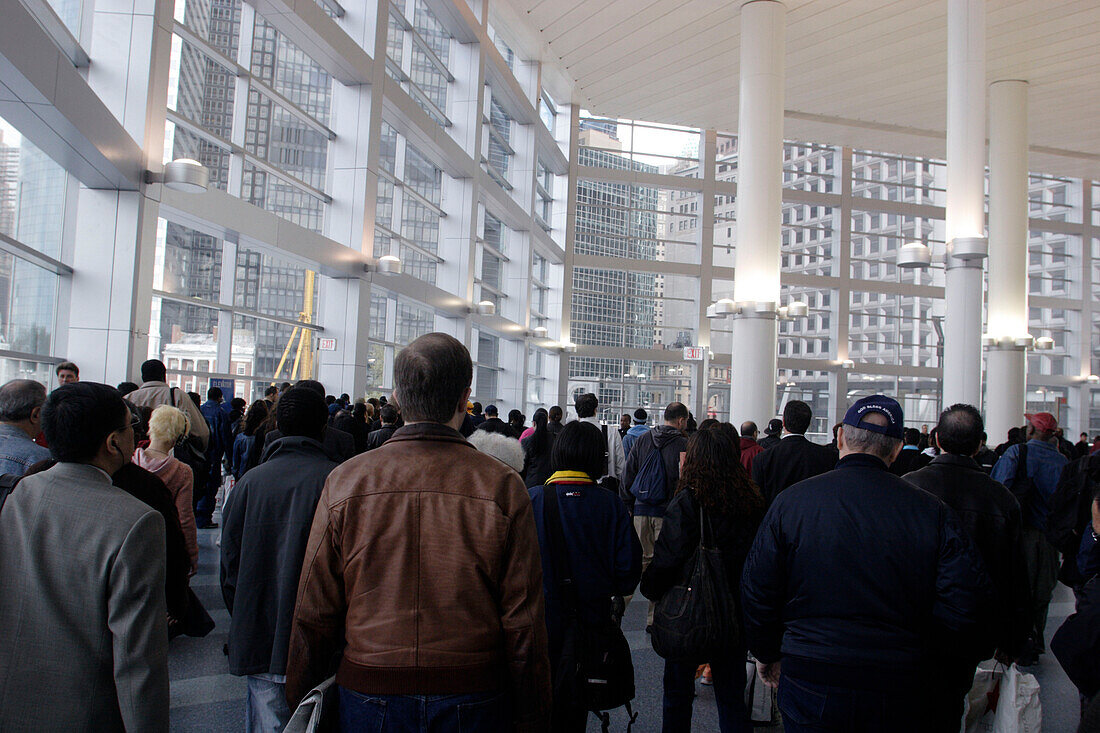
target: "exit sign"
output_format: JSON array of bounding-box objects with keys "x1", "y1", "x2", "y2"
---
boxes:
[
  {"x1": 683, "y1": 347, "x2": 704, "y2": 361},
  {"x1": 318, "y1": 337, "x2": 337, "y2": 351}
]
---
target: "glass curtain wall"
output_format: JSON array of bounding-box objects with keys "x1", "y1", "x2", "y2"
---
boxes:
[{"x1": 569, "y1": 112, "x2": 1100, "y2": 438}]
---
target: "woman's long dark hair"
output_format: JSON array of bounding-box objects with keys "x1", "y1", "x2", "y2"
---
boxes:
[
  {"x1": 550, "y1": 421, "x2": 604, "y2": 482},
  {"x1": 677, "y1": 426, "x2": 764, "y2": 516},
  {"x1": 242, "y1": 400, "x2": 269, "y2": 436},
  {"x1": 526, "y1": 408, "x2": 552, "y2": 457}
]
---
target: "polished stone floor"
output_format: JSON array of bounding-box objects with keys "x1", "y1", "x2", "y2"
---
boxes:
[{"x1": 170, "y1": 510, "x2": 1084, "y2": 732}]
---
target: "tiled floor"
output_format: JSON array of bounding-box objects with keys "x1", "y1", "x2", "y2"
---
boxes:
[{"x1": 170, "y1": 520, "x2": 1085, "y2": 732}]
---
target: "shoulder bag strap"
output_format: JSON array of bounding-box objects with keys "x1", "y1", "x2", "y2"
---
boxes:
[
  {"x1": 0, "y1": 473, "x2": 21, "y2": 517},
  {"x1": 1015, "y1": 443, "x2": 1029, "y2": 487},
  {"x1": 543, "y1": 485, "x2": 581, "y2": 618}
]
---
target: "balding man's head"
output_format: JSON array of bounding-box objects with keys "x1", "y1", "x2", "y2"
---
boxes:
[
  {"x1": 740, "y1": 420, "x2": 758, "y2": 438},
  {"x1": 393, "y1": 333, "x2": 472, "y2": 424}
]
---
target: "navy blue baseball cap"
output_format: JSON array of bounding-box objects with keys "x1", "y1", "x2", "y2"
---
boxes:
[{"x1": 842, "y1": 395, "x2": 904, "y2": 440}]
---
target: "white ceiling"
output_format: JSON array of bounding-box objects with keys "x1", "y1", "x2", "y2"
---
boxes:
[{"x1": 500, "y1": 0, "x2": 1100, "y2": 180}]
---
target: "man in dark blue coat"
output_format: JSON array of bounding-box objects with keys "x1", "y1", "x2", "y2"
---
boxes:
[
  {"x1": 199, "y1": 386, "x2": 233, "y2": 526},
  {"x1": 221, "y1": 387, "x2": 338, "y2": 732},
  {"x1": 741, "y1": 395, "x2": 993, "y2": 733}
]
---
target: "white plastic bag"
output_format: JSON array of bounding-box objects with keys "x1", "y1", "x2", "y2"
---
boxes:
[{"x1": 964, "y1": 663, "x2": 1042, "y2": 733}]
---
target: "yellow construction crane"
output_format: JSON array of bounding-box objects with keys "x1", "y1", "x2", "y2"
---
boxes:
[{"x1": 272, "y1": 269, "x2": 316, "y2": 383}]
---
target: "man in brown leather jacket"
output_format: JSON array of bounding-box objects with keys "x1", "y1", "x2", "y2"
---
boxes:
[{"x1": 286, "y1": 332, "x2": 551, "y2": 731}]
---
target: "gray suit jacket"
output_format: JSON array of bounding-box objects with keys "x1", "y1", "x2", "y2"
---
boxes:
[{"x1": 0, "y1": 462, "x2": 169, "y2": 732}]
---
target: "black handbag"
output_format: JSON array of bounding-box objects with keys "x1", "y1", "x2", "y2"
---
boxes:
[
  {"x1": 651, "y1": 505, "x2": 741, "y2": 661},
  {"x1": 543, "y1": 485, "x2": 637, "y2": 732}
]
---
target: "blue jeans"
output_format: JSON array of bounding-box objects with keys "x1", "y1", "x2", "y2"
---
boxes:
[
  {"x1": 778, "y1": 674, "x2": 928, "y2": 733},
  {"x1": 246, "y1": 673, "x2": 290, "y2": 733},
  {"x1": 337, "y1": 687, "x2": 507, "y2": 732},
  {"x1": 662, "y1": 657, "x2": 750, "y2": 733}
]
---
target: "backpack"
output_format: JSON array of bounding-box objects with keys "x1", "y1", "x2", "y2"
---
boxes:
[
  {"x1": 629, "y1": 433, "x2": 668, "y2": 506},
  {"x1": 543, "y1": 484, "x2": 637, "y2": 732},
  {"x1": 651, "y1": 504, "x2": 741, "y2": 661},
  {"x1": 1046, "y1": 453, "x2": 1097, "y2": 587}
]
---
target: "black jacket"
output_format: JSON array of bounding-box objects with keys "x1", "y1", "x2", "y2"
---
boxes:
[
  {"x1": 521, "y1": 431, "x2": 555, "y2": 488},
  {"x1": 1051, "y1": 575, "x2": 1100, "y2": 698},
  {"x1": 750, "y1": 434, "x2": 836, "y2": 507},
  {"x1": 477, "y1": 417, "x2": 512, "y2": 436},
  {"x1": 904, "y1": 454, "x2": 1031, "y2": 659},
  {"x1": 264, "y1": 425, "x2": 354, "y2": 463},
  {"x1": 641, "y1": 489, "x2": 763, "y2": 609},
  {"x1": 620, "y1": 425, "x2": 687, "y2": 517},
  {"x1": 758, "y1": 433, "x2": 781, "y2": 451},
  {"x1": 365, "y1": 424, "x2": 398, "y2": 451},
  {"x1": 332, "y1": 412, "x2": 368, "y2": 455},
  {"x1": 112, "y1": 463, "x2": 192, "y2": 620},
  {"x1": 1046, "y1": 452, "x2": 1100, "y2": 588},
  {"x1": 220, "y1": 436, "x2": 338, "y2": 676},
  {"x1": 741, "y1": 454, "x2": 993, "y2": 690},
  {"x1": 889, "y1": 447, "x2": 929, "y2": 476}
]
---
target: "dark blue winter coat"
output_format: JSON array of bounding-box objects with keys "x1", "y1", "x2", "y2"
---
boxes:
[
  {"x1": 528, "y1": 474, "x2": 641, "y2": 660},
  {"x1": 741, "y1": 453, "x2": 994, "y2": 690}
]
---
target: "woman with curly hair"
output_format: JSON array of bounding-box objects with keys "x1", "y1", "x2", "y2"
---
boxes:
[
  {"x1": 231, "y1": 400, "x2": 269, "y2": 480},
  {"x1": 641, "y1": 425, "x2": 766, "y2": 733}
]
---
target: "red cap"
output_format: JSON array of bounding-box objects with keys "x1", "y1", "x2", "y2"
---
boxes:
[{"x1": 1025, "y1": 412, "x2": 1058, "y2": 433}]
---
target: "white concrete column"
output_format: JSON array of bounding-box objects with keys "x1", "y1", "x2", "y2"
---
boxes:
[
  {"x1": 985, "y1": 79, "x2": 1029, "y2": 441},
  {"x1": 730, "y1": 0, "x2": 785, "y2": 426},
  {"x1": 942, "y1": 0, "x2": 987, "y2": 409}
]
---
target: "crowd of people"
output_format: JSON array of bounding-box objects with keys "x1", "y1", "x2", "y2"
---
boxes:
[{"x1": 1, "y1": 339, "x2": 1099, "y2": 732}]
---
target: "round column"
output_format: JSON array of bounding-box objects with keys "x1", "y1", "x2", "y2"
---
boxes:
[
  {"x1": 730, "y1": 0, "x2": 785, "y2": 425},
  {"x1": 942, "y1": 0, "x2": 987, "y2": 409},
  {"x1": 985, "y1": 79, "x2": 1029, "y2": 442}
]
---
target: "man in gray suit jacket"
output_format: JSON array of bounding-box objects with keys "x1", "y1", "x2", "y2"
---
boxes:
[{"x1": 0, "y1": 382, "x2": 170, "y2": 732}]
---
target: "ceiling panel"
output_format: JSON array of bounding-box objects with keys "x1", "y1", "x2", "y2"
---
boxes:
[{"x1": 500, "y1": 0, "x2": 1100, "y2": 179}]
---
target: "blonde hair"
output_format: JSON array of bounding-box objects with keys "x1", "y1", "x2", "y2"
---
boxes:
[{"x1": 148, "y1": 405, "x2": 189, "y2": 444}]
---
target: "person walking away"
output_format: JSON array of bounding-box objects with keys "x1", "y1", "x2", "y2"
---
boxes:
[
  {"x1": 641, "y1": 427, "x2": 765, "y2": 733},
  {"x1": 902, "y1": 404, "x2": 1031, "y2": 730},
  {"x1": 365, "y1": 403, "x2": 399, "y2": 451},
  {"x1": 0, "y1": 379, "x2": 51, "y2": 475},
  {"x1": 521, "y1": 408, "x2": 556, "y2": 488},
  {"x1": 741, "y1": 395, "x2": 992, "y2": 733},
  {"x1": 575, "y1": 392, "x2": 626, "y2": 485},
  {"x1": 738, "y1": 421, "x2": 764, "y2": 473},
  {"x1": 547, "y1": 405, "x2": 565, "y2": 436},
  {"x1": 508, "y1": 409, "x2": 527, "y2": 439},
  {"x1": 469, "y1": 401, "x2": 486, "y2": 427},
  {"x1": 286, "y1": 333, "x2": 551, "y2": 731},
  {"x1": 889, "y1": 427, "x2": 929, "y2": 476},
  {"x1": 622, "y1": 408, "x2": 650, "y2": 460},
  {"x1": 232, "y1": 400, "x2": 269, "y2": 480},
  {"x1": 221, "y1": 388, "x2": 338, "y2": 733},
  {"x1": 0, "y1": 382, "x2": 169, "y2": 731},
  {"x1": 134, "y1": 405, "x2": 199, "y2": 574},
  {"x1": 128, "y1": 359, "x2": 210, "y2": 452},
  {"x1": 991, "y1": 411, "x2": 1070, "y2": 665},
  {"x1": 200, "y1": 386, "x2": 233, "y2": 526},
  {"x1": 974, "y1": 432, "x2": 998, "y2": 473},
  {"x1": 263, "y1": 380, "x2": 354, "y2": 463},
  {"x1": 751, "y1": 400, "x2": 836, "y2": 507},
  {"x1": 621, "y1": 402, "x2": 689, "y2": 631},
  {"x1": 527, "y1": 420, "x2": 641, "y2": 730},
  {"x1": 333, "y1": 402, "x2": 369, "y2": 455},
  {"x1": 757, "y1": 419, "x2": 783, "y2": 451}
]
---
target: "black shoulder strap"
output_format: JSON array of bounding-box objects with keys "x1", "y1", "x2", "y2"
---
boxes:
[
  {"x1": 0, "y1": 473, "x2": 20, "y2": 517},
  {"x1": 543, "y1": 485, "x2": 581, "y2": 618},
  {"x1": 1015, "y1": 443, "x2": 1029, "y2": 485}
]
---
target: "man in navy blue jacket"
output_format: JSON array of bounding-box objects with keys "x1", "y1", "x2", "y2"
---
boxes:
[{"x1": 741, "y1": 395, "x2": 993, "y2": 733}]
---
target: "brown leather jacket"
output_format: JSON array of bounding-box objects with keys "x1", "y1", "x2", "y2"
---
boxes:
[{"x1": 286, "y1": 421, "x2": 551, "y2": 731}]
